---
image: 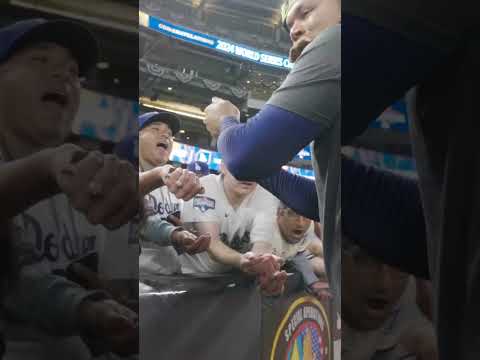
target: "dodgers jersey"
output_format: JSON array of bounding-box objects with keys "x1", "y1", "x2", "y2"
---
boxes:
[
  {"x1": 0, "y1": 154, "x2": 101, "y2": 359},
  {"x1": 143, "y1": 185, "x2": 183, "y2": 220},
  {"x1": 139, "y1": 170, "x2": 184, "y2": 275},
  {"x1": 180, "y1": 174, "x2": 279, "y2": 273}
]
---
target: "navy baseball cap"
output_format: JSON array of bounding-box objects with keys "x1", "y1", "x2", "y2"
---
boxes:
[
  {"x1": 0, "y1": 18, "x2": 98, "y2": 77},
  {"x1": 138, "y1": 111, "x2": 180, "y2": 135},
  {"x1": 187, "y1": 161, "x2": 210, "y2": 176}
]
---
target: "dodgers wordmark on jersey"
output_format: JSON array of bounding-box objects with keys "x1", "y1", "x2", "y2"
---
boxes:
[
  {"x1": 143, "y1": 185, "x2": 183, "y2": 220},
  {"x1": 180, "y1": 174, "x2": 279, "y2": 274},
  {"x1": 0, "y1": 153, "x2": 134, "y2": 360},
  {"x1": 1, "y1": 177, "x2": 100, "y2": 359}
]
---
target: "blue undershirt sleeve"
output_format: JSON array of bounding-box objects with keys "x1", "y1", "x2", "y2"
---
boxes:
[
  {"x1": 257, "y1": 170, "x2": 319, "y2": 221},
  {"x1": 342, "y1": 156, "x2": 430, "y2": 278},
  {"x1": 218, "y1": 104, "x2": 323, "y2": 181},
  {"x1": 217, "y1": 102, "x2": 429, "y2": 277}
]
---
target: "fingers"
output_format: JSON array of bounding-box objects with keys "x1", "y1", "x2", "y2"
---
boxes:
[
  {"x1": 100, "y1": 301, "x2": 139, "y2": 356},
  {"x1": 174, "y1": 231, "x2": 211, "y2": 255},
  {"x1": 69, "y1": 263, "x2": 105, "y2": 290},
  {"x1": 85, "y1": 160, "x2": 138, "y2": 229},
  {"x1": 173, "y1": 169, "x2": 203, "y2": 200},
  {"x1": 310, "y1": 281, "x2": 333, "y2": 302},
  {"x1": 240, "y1": 253, "x2": 265, "y2": 274},
  {"x1": 163, "y1": 168, "x2": 183, "y2": 193},
  {"x1": 248, "y1": 254, "x2": 281, "y2": 275},
  {"x1": 59, "y1": 151, "x2": 105, "y2": 212},
  {"x1": 73, "y1": 151, "x2": 105, "y2": 181},
  {"x1": 87, "y1": 155, "x2": 119, "y2": 196},
  {"x1": 104, "y1": 299, "x2": 138, "y2": 325},
  {"x1": 184, "y1": 233, "x2": 211, "y2": 254},
  {"x1": 163, "y1": 168, "x2": 203, "y2": 200},
  {"x1": 60, "y1": 151, "x2": 138, "y2": 228},
  {"x1": 260, "y1": 271, "x2": 287, "y2": 296},
  {"x1": 50, "y1": 143, "x2": 86, "y2": 180},
  {"x1": 166, "y1": 214, "x2": 182, "y2": 227}
]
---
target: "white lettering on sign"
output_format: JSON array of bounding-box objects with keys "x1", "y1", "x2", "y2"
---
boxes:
[
  {"x1": 283, "y1": 308, "x2": 304, "y2": 343},
  {"x1": 260, "y1": 53, "x2": 284, "y2": 67},
  {"x1": 235, "y1": 46, "x2": 260, "y2": 61},
  {"x1": 149, "y1": 17, "x2": 293, "y2": 70},
  {"x1": 157, "y1": 23, "x2": 215, "y2": 46},
  {"x1": 303, "y1": 306, "x2": 324, "y2": 331},
  {"x1": 216, "y1": 40, "x2": 235, "y2": 54},
  {"x1": 283, "y1": 58, "x2": 293, "y2": 68}
]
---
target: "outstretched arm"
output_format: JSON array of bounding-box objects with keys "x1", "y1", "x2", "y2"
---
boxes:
[{"x1": 218, "y1": 104, "x2": 323, "y2": 181}]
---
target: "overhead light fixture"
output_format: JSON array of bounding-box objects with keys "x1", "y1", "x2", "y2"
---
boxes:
[
  {"x1": 139, "y1": 96, "x2": 206, "y2": 121},
  {"x1": 179, "y1": 129, "x2": 186, "y2": 134},
  {"x1": 167, "y1": 87, "x2": 173, "y2": 91},
  {"x1": 97, "y1": 62, "x2": 110, "y2": 70}
]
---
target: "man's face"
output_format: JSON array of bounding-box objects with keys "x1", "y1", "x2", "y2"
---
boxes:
[
  {"x1": 221, "y1": 164, "x2": 257, "y2": 198},
  {"x1": 342, "y1": 244, "x2": 409, "y2": 331},
  {"x1": 277, "y1": 207, "x2": 311, "y2": 244},
  {"x1": 139, "y1": 121, "x2": 173, "y2": 167},
  {"x1": 0, "y1": 42, "x2": 81, "y2": 147},
  {"x1": 285, "y1": 0, "x2": 340, "y2": 61}
]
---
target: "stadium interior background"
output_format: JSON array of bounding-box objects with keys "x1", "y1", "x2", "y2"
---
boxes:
[{"x1": 0, "y1": 0, "x2": 416, "y2": 178}]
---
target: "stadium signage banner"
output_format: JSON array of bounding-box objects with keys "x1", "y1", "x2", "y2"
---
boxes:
[
  {"x1": 269, "y1": 297, "x2": 332, "y2": 360},
  {"x1": 144, "y1": 14, "x2": 293, "y2": 71},
  {"x1": 140, "y1": 274, "x2": 339, "y2": 360}
]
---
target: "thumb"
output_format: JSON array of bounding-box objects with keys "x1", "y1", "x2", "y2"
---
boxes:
[{"x1": 104, "y1": 311, "x2": 136, "y2": 333}]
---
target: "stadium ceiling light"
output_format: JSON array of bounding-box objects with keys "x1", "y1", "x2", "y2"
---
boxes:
[
  {"x1": 139, "y1": 97, "x2": 206, "y2": 121},
  {"x1": 97, "y1": 62, "x2": 110, "y2": 70}
]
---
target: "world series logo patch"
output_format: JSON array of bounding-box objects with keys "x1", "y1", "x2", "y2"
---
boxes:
[
  {"x1": 193, "y1": 196, "x2": 216, "y2": 213},
  {"x1": 271, "y1": 296, "x2": 331, "y2": 360}
]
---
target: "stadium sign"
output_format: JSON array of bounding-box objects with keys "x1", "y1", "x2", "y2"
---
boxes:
[
  {"x1": 270, "y1": 296, "x2": 332, "y2": 360},
  {"x1": 144, "y1": 13, "x2": 293, "y2": 71}
]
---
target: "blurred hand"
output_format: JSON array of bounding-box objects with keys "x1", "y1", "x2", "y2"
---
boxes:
[
  {"x1": 239, "y1": 252, "x2": 283, "y2": 276},
  {"x1": 259, "y1": 270, "x2": 288, "y2": 297},
  {"x1": 159, "y1": 166, "x2": 204, "y2": 201},
  {"x1": 203, "y1": 97, "x2": 240, "y2": 137},
  {"x1": 309, "y1": 281, "x2": 333, "y2": 302},
  {"x1": 68, "y1": 262, "x2": 108, "y2": 291},
  {"x1": 50, "y1": 144, "x2": 139, "y2": 229},
  {"x1": 171, "y1": 229, "x2": 211, "y2": 255},
  {"x1": 78, "y1": 299, "x2": 138, "y2": 356},
  {"x1": 166, "y1": 213, "x2": 182, "y2": 227}
]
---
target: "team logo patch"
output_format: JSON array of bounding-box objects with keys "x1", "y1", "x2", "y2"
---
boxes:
[
  {"x1": 193, "y1": 196, "x2": 216, "y2": 213},
  {"x1": 271, "y1": 297, "x2": 331, "y2": 360}
]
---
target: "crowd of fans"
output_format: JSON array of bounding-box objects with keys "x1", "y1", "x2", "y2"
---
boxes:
[{"x1": 4, "y1": 0, "x2": 476, "y2": 358}]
